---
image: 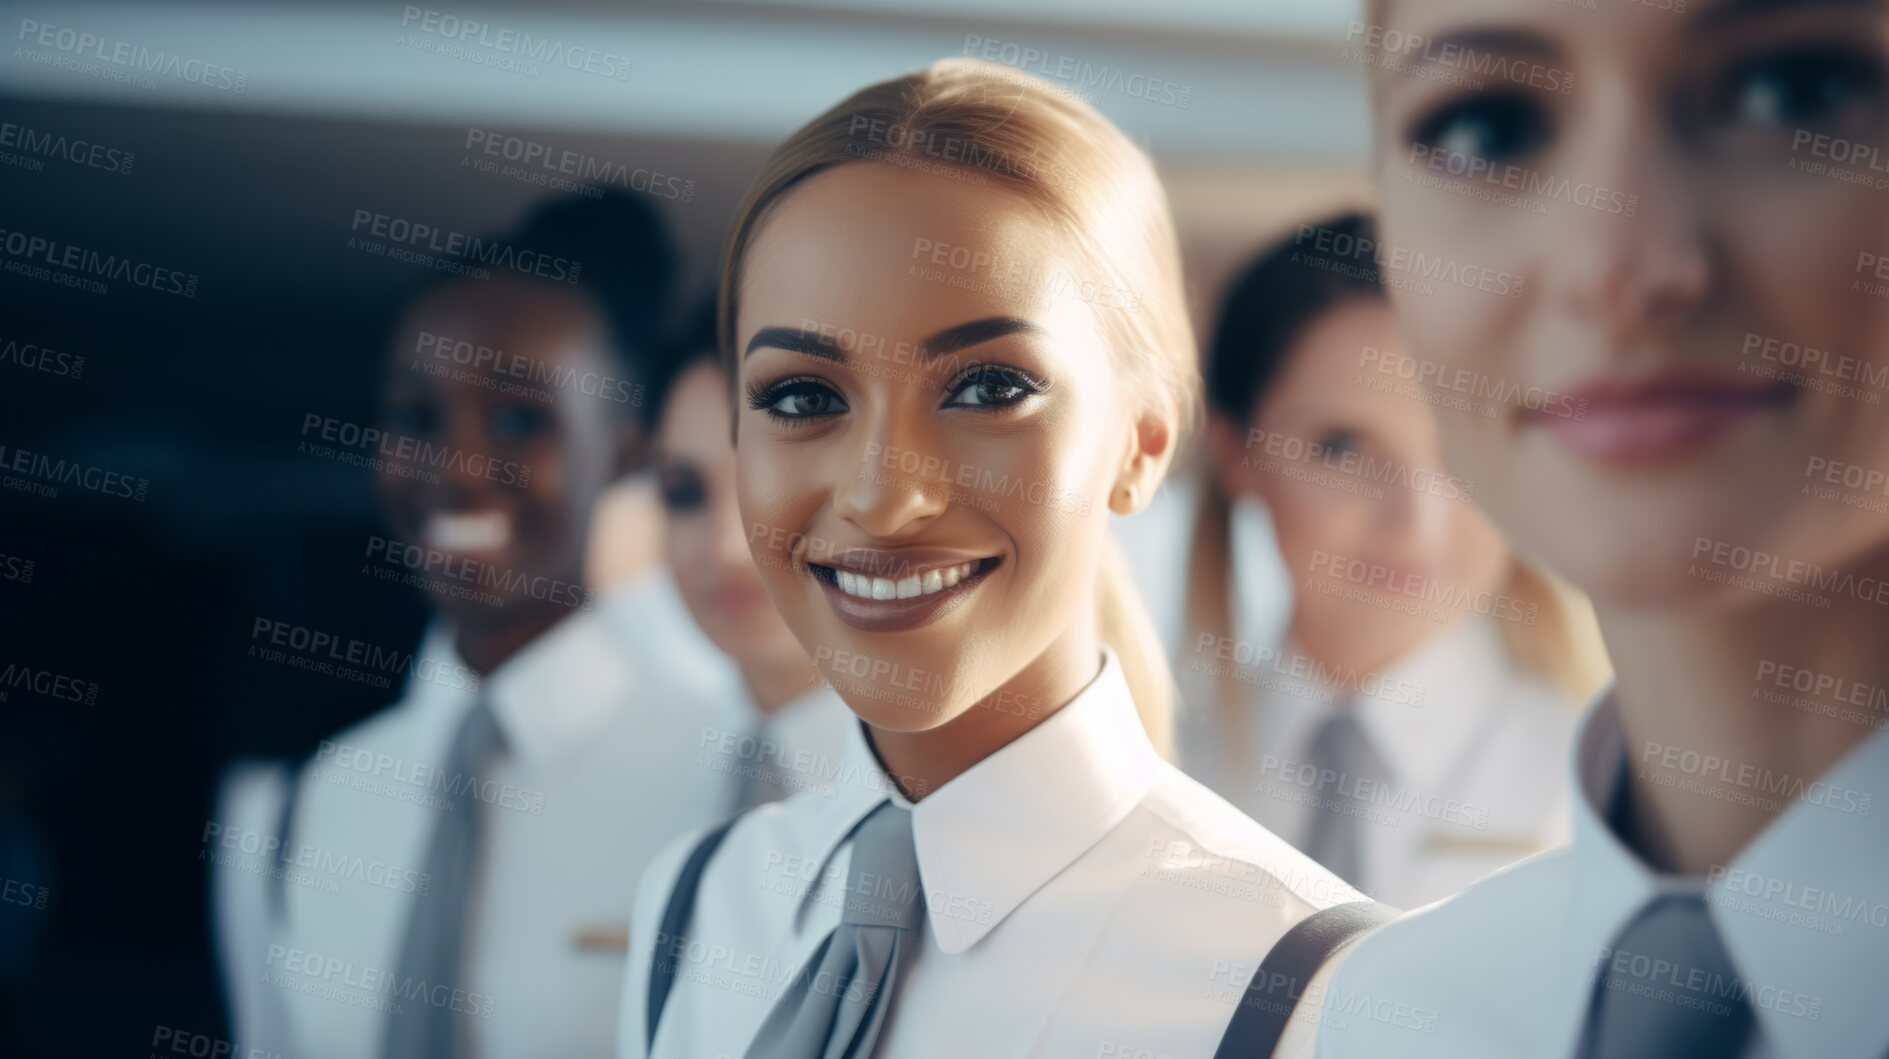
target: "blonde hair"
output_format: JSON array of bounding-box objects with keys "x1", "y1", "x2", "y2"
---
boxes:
[
  {"x1": 717, "y1": 57, "x2": 1199, "y2": 756},
  {"x1": 1184, "y1": 471, "x2": 1612, "y2": 747}
]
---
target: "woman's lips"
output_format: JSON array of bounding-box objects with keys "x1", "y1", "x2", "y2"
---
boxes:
[
  {"x1": 807, "y1": 553, "x2": 1001, "y2": 633},
  {"x1": 1527, "y1": 369, "x2": 1796, "y2": 466}
]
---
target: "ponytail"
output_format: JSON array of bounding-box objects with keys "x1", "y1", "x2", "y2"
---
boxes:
[{"x1": 1098, "y1": 532, "x2": 1175, "y2": 760}]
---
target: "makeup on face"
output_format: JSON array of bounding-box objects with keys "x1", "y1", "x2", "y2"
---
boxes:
[
  {"x1": 731, "y1": 162, "x2": 1124, "y2": 733},
  {"x1": 1366, "y1": 0, "x2": 1889, "y2": 605}
]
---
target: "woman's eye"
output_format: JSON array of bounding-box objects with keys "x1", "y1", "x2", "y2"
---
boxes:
[
  {"x1": 1409, "y1": 93, "x2": 1551, "y2": 167},
  {"x1": 944, "y1": 367, "x2": 1043, "y2": 409},
  {"x1": 659, "y1": 464, "x2": 707, "y2": 512},
  {"x1": 1718, "y1": 45, "x2": 1885, "y2": 132},
  {"x1": 487, "y1": 403, "x2": 554, "y2": 443},
  {"x1": 1316, "y1": 430, "x2": 1359, "y2": 458},
  {"x1": 748, "y1": 379, "x2": 846, "y2": 420}
]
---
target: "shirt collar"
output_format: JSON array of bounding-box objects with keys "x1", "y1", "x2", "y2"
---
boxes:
[
  {"x1": 1554, "y1": 687, "x2": 1889, "y2": 1057},
  {"x1": 1257, "y1": 614, "x2": 1510, "y2": 796},
  {"x1": 467, "y1": 607, "x2": 637, "y2": 768},
  {"x1": 788, "y1": 647, "x2": 1161, "y2": 956}
]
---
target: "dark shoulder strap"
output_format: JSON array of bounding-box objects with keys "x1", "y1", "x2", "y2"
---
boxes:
[
  {"x1": 1212, "y1": 899, "x2": 1399, "y2": 1059},
  {"x1": 645, "y1": 816, "x2": 741, "y2": 1051}
]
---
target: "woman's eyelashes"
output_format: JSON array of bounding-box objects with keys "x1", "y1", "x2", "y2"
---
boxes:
[
  {"x1": 1711, "y1": 42, "x2": 1886, "y2": 136},
  {"x1": 1406, "y1": 92, "x2": 1552, "y2": 167},
  {"x1": 747, "y1": 376, "x2": 848, "y2": 423},
  {"x1": 942, "y1": 364, "x2": 1050, "y2": 410},
  {"x1": 744, "y1": 362, "x2": 1049, "y2": 423}
]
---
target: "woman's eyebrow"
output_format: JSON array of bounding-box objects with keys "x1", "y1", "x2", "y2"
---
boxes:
[
  {"x1": 742, "y1": 316, "x2": 1046, "y2": 362},
  {"x1": 921, "y1": 316, "x2": 1047, "y2": 357},
  {"x1": 744, "y1": 327, "x2": 845, "y2": 363}
]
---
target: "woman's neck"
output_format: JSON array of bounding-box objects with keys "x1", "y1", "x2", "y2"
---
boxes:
[
  {"x1": 1599, "y1": 570, "x2": 1889, "y2": 876},
  {"x1": 453, "y1": 605, "x2": 567, "y2": 676},
  {"x1": 865, "y1": 619, "x2": 1103, "y2": 801}
]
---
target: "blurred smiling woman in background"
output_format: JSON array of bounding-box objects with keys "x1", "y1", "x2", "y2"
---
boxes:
[
  {"x1": 1181, "y1": 212, "x2": 1610, "y2": 911},
  {"x1": 619, "y1": 57, "x2": 1366, "y2": 1059},
  {"x1": 1313, "y1": 1, "x2": 1889, "y2": 1057}
]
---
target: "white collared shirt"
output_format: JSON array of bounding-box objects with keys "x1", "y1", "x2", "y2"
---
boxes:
[
  {"x1": 619, "y1": 647, "x2": 1365, "y2": 1059},
  {"x1": 214, "y1": 573, "x2": 812, "y2": 1059},
  {"x1": 1310, "y1": 688, "x2": 1889, "y2": 1058},
  {"x1": 1178, "y1": 613, "x2": 1578, "y2": 910}
]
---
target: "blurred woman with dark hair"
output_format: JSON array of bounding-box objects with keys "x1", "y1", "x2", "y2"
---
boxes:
[
  {"x1": 1178, "y1": 211, "x2": 1611, "y2": 909},
  {"x1": 213, "y1": 188, "x2": 738, "y2": 1059}
]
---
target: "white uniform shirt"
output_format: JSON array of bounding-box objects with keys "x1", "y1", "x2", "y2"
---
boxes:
[
  {"x1": 1311, "y1": 689, "x2": 1889, "y2": 1058},
  {"x1": 619, "y1": 648, "x2": 1365, "y2": 1059},
  {"x1": 215, "y1": 574, "x2": 769, "y2": 1059},
  {"x1": 1178, "y1": 612, "x2": 1578, "y2": 910}
]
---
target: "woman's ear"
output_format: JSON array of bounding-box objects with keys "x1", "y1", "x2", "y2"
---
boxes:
[{"x1": 1110, "y1": 404, "x2": 1177, "y2": 516}]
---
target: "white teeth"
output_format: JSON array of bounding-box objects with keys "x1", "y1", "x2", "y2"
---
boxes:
[
  {"x1": 425, "y1": 511, "x2": 510, "y2": 551},
  {"x1": 831, "y1": 561, "x2": 981, "y2": 600}
]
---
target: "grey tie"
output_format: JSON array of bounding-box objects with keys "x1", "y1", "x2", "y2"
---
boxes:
[
  {"x1": 1578, "y1": 893, "x2": 1756, "y2": 1059},
  {"x1": 381, "y1": 696, "x2": 503, "y2": 1059},
  {"x1": 744, "y1": 801, "x2": 925, "y2": 1059},
  {"x1": 1298, "y1": 706, "x2": 1386, "y2": 888}
]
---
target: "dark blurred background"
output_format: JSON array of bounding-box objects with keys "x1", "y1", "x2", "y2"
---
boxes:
[{"x1": 0, "y1": 2, "x2": 1371, "y2": 1054}]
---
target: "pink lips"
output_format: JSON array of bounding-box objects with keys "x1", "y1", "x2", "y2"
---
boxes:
[{"x1": 1528, "y1": 369, "x2": 1796, "y2": 466}]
